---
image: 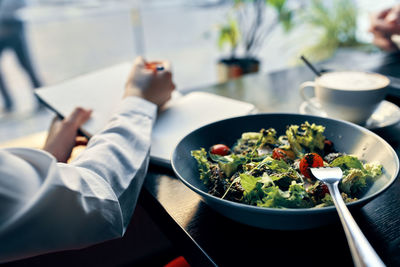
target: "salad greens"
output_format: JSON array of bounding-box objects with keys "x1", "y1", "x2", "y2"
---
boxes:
[
  {"x1": 286, "y1": 122, "x2": 325, "y2": 156},
  {"x1": 191, "y1": 122, "x2": 382, "y2": 209}
]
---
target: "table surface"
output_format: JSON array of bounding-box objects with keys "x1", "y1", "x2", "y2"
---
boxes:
[{"x1": 140, "y1": 60, "x2": 400, "y2": 267}]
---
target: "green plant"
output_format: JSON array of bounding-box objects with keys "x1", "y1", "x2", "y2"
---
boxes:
[
  {"x1": 301, "y1": 0, "x2": 368, "y2": 61},
  {"x1": 218, "y1": 0, "x2": 294, "y2": 59}
]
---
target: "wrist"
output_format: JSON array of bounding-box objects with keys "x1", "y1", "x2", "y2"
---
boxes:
[{"x1": 123, "y1": 85, "x2": 143, "y2": 99}]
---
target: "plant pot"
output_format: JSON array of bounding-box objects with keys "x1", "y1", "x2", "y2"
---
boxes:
[{"x1": 217, "y1": 58, "x2": 260, "y2": 83}]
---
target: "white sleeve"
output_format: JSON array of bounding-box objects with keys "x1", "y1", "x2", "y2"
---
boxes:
[{"x1": 0, "y1": 96, "x2": 157, "y2": 263}]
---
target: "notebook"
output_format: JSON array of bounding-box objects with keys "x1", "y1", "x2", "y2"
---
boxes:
[{"x1": 35, "y1": 62, "x2": 256, "y2": 167}]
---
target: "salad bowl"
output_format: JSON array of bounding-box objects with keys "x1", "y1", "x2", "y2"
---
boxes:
[{"x1": 171, "y1": 113, "x2": 399, "y2": 230}]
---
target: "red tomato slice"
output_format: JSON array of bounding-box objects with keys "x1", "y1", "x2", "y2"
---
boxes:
[
  {"x1": 272, "y1": 148, "x2": 295, "y2": 160},
  {"x1": 210, "y1": 144, "x2": 230, "y2": 156},
  {"x1": 299, "y1": 153, "x2": 324, "y2": 178},
  {"x1": 272, "y1": 148, "x2": 287, "y2": 160}
]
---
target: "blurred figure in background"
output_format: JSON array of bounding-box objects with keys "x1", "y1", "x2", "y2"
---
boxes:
[
  {"x1": 369, "y1": 4, "x2": 400, "y2": 78},
  {"x1": 369, "y1": 4, "x2": 400, "y2": 52},
  {"x1": 0, "y1": 0, "x2": 41, "y2": 112}
]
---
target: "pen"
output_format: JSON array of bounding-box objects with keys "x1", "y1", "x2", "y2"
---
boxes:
[{"x1": 146, "y1": 62, "x2": 164, "y2": 71}]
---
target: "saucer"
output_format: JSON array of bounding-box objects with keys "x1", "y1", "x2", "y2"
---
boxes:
[{"x1": 299, "y1": 98, "x2": 400, "y2": 130}]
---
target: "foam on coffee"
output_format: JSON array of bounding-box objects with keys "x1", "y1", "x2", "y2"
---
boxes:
[{"x1": 318, "y1": 71, "x2": 389, "y2": 90}]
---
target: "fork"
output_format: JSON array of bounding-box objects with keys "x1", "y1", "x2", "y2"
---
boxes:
[{"x1": 310, "y1": 167, "x2": 385, "y2": 267}]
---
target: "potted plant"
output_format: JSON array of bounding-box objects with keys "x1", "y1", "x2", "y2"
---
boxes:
[{"x1": 217, "y1": 0, "x2": 294, "y2": 82}]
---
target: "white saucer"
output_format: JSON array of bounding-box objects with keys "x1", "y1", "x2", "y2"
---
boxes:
[{"x1": 299, "y1": 98, "x2": 400, "y2": 130}]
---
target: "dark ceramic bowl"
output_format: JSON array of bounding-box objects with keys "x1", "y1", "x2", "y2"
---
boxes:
[{"x1": 171, "y1": 113, "x2": 399, "y2": 230}]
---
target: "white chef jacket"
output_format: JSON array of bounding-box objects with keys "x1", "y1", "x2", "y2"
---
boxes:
[{"x1": 0, "y1": 96, "x2": 157, "y2": 263}]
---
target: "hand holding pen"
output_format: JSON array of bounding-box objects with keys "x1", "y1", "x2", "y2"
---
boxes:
[{"x1": 124, "y1": 56, "x2": 175, "y2": 108}]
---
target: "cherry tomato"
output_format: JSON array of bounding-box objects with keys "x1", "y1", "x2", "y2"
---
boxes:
[
  {"x1": 210, "y1": 144, "x2": 230, "y2": 156},
  {"x1": 299, "y1": 153, "x2": 324, "y2": 178},
  {"x1": 272, "y1": 148, "x2": 287, "y2": 160}
]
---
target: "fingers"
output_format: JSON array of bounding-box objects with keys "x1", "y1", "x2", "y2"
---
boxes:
[
  {"x1": 134, "y1": 56, "x2": 146, "y2": 67},
  {"x1": 373, "y1": 35, "x2": 398, "y2": 51},
  {"x1": 162, "y1": 71, "x2": 176, "y2": 90},
  {"x1": 371, "y1": 20, "x2": 400, "y2": 35},
  {"x1": 143, "y1": 59, "x2": 175, "y2": 91},
  {"x1": 49, "y1": 115, "x2": 60, "y2": 128},
  {"x1": 370, "y1": 6, "x2": 400, "y2": 35},
  {"x1": 127, "y1": 56, "x2": 150, "y2": 81},
  {"x1": 131, "y1": 57, "x2": 171, "y2": 72},
  {"x1": 369, "y1": 6, "x2": 400, "y2": 51},
  {"x1": 160, "y1": 60, "x2": 172, "y2": 72},
  {"x1": 375, "y1": 8, "x2": 391, "y2": 20},
  {"x1": 75, "y1": 136, "x2": 89, "y2": 146},
  {"x1": 64, "y1": 107, "x2": 92, "y2": 130},
  {"x1": 124, "y1": 56, "x2": 175, "y2": 105},
  {"x1": 386, "y1": 5, "x2": 400, "y2": 24}
]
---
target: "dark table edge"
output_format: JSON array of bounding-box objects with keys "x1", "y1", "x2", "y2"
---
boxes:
[{"x1": 138, "y1": 186, "x2": 218, "y2": 267}]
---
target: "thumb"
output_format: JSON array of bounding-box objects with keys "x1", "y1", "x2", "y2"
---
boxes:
[
  {"x1": 134, "y1": 56, "x2": 147, "y2": 67},
  {"x1": 65, "y1": 107, "x2": 92, "y2": 129},
  {"x1": 161, "y1": 60, "x2": 172, "y2": 72},
  {"x1": 373, "y1": 20, "x2": 400, "y2": 35},
  {"x1": 376, "y1": 8, "x2": 392, "y2": 20},
  {"x1": 386, "y1": 5, "x2": 400, "y2": 24}
]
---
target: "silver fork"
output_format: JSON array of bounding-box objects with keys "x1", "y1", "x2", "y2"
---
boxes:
[{"x1": 310, "y1": 167, "x2": 385, "y2": 267}]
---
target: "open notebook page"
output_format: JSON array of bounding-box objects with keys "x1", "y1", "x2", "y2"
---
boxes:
[
  {"x1": 35, "y1": 63, "x2": 131, "y2": 137},
  {"x1": 151, "y1": 91, "x2": 255, "y2": 166}
]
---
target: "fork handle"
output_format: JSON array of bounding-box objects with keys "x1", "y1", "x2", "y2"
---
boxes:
[{"x1": 327, "y1": 182, "x2": 386, "y2": 267}]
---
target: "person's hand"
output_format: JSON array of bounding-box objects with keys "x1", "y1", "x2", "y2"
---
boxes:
[
  {"x1": 369, "y1": 5, "x2": 400, "y2": 52},
  {"x1": 124, "y1": 56, "x2": 175, "y2": 108},
  {"x1": 43, "y1": 108, "x2": 92, "y2": 163}
]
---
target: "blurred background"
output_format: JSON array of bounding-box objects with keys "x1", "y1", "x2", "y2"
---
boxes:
[
  {"x1": 0, "y1": 0, "x2": 398, "y2": 141},
  {"x1": 0, "y1": 1, "x2": 399, "y2": 265}
]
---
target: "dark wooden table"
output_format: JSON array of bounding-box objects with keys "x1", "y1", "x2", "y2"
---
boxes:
[{"x1": 140, "y1": 61, "x2": 400, "y2": 267}]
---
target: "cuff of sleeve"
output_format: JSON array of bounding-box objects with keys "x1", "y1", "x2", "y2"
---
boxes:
[{"x1": 116, "y1": 96, "x2": 157, "y2": 120}]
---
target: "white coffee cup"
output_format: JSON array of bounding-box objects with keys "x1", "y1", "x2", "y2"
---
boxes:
[{"x1": 299, "y1": 71, "x2": 390, "y2": 125}]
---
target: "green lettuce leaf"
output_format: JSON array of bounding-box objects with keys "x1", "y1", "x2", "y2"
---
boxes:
[
  {"x1": 191, "y1": 148, "x2": 212, "y2": 185},
  {"x1": 286, "y1": 182, "x2": 312, "y2": 208},
  {"x1": 233, "y1": 128, "x2": 277, "y2": 158},
  {"x1": 317, "y1": 193, "x2": 334, "y2": 208},
  {"x1": 241, "y1": 128, "x2": 277, "y2": 145},
  {"x1": 286, "y1": 121, "x2": 325, "y2": 156},
  {"x1": 250, "y1": 156, "x2": 291, "y2": 174},
  {"x1": 339, "y1": 169, "x2": 369, "y2": 196},
  {"x1": 317, "y1": 192, "x2": 357, "y2": 208},
  {"x1": 210, "y1": 154, "x2": 246, "y2": 177},
  {"x1": 256, "y1": 186, "x2": 287, "y2": 208},
  {"x1": 331, "y1": 155, "x2": 382, "y2": 197},
  {"x1": 240, "y1": 175, "x2": 265, "y2": 205},
  {"x1": 330, "y1": 155, "x2": 365, "y2": 171},
  {"x1": 240, "y1": 173, "x2": 261, "y2": 193},
  {"x1": 364, "y1": 162, "x2": 382, "y2": 177},
  {"x1": 256, "y1": 182, "x2": 311, "y2": 208}
]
